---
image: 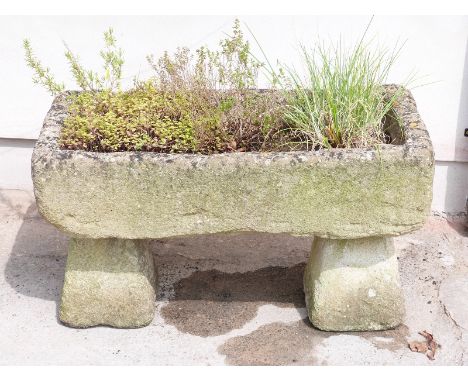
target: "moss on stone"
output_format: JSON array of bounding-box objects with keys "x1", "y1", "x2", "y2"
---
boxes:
[{"x1": 34, "y1": 149, "x2": 433, "y2": 239}]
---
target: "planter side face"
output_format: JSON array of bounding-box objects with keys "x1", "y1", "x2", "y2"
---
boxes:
[{"x1": 32, "y1": 87, "x2": 434, "y2": 240}]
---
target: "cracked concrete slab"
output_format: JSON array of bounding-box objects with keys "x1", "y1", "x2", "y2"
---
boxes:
[
  {"x1": 1, "y1": 189, "x2": 467, "y2": 365},
  {"x1": 439, "y1": 275, "x2": 468, "y2": 330},
  {"x1": 439, "y1": 273, "x2": 468, "y2": 364}
]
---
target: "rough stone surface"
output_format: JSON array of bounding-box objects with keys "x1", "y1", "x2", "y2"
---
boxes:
[
  {"x1": 60, "y1": 238, "x2": 157, "y2": 328},
  {"x1": 304, "y1": 236, "x2": 404, "y2": 331},
  {"x1": 32, "y1": 86, "x2": 434, "y2": 240}
]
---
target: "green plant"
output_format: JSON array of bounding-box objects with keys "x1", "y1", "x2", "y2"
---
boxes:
[
  {"x1": 23, "y1": 39, "x2": 65, "y2": 95},
  {"x1": 61, "y1": 83, "x2": 197, "y2": 152},
  {"x1": 270, "y1": 24, "x2": 407, "y2": 150},
  {"x1": 24, "y1": 27, "x2": 124, "y2": 94},
  {"x1": 24, "y1": 20, "x2": 410, "y2": 154}
]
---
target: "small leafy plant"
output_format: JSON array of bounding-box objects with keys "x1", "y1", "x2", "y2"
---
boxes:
[
  {"x1": 23, "y1": 39, "x2": 65, "y2": 95},
  {"x1": 24, "y1": 27, "x2": 123, "y2": 95}
]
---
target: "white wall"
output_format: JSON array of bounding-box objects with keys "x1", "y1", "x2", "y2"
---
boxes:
[{"x1": 1, "y1": 16, "x2": 467, "y2": 213}]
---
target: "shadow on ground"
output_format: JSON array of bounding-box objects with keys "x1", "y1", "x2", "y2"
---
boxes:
[
  {"x1": 160, "y1": 263, "x2": 307, "y2": 337},
  {"x1": 152, "y1": 232, "x2": 311, "y2": 336},
  {"x1": 5, "y1": 204, "x2": 68, "y2": 305},
  {"x1": 219, "y1": 318, "x2": 328, "y2": 365},
  {"x1": 218, "y1": 319, "x2": 410, "y2": 365},
  {"x1": 447, "y1": 218, "x2": 468, "y2": 237}
]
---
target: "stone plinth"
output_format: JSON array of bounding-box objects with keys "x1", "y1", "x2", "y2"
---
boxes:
[
  {"x1": 60, "y1": 238, "x2": 157, "y2": 328},
  {"x1": 304, "y1": 236, "x2": 404, "y2": 331}
]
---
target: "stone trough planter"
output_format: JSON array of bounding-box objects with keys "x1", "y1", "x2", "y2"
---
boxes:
[{"x1": 32, "y1": 85, "x2": 434, "y2": 330}]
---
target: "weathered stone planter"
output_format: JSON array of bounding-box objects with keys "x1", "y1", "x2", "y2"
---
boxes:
[{"x1": 32, "y1": 86, "x2": 434, "y2": 330}]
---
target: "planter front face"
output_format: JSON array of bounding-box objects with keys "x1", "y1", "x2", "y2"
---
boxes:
[{"x1": 32, "y1": 87, "x2": 434, "y2": 240}]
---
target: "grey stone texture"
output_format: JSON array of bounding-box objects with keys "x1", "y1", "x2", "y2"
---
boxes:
[
  {"x1": 32, "y1": 86, "x2": 433, "y2": 240},
  {"x1": 304, "y1": 236, "x2": 404, "y2": 331},
  {"x1": 60, "y1": 238, "x2": 157, "y2": 328}
]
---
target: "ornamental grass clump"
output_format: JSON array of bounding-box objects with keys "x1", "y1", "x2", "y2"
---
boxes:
[{"x1": 276, "y1": 31, "x2": 405, "y2": 150}]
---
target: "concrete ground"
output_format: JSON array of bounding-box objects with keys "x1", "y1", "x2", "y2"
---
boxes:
[{"x1": 1, "y1": 189, "x2": 467, "y2": 366}]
